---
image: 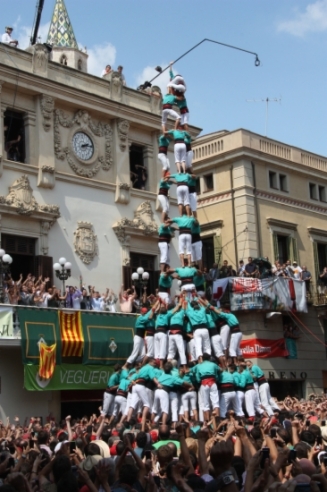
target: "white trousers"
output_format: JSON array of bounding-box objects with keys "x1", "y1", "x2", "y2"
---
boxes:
[
  {"x1": 152, "y1": 388, "x2": 169, "y2": 415},
  {"x1": 168, "y1": 77, "x2": 187, "y2": 92},
  {"x1": 130, "y1": 384, "x2": 152, "y2": 409},
  {"x1": 170, "y1": 391, "x2": 180, "y2": 422},
  {"x1": 127, "y1": 335, "x2": 144, "y2": 364},
  {"x1": 259, "y1": 382, "x2": 279, "y2": 416},
  {"x1": 145, "y1": 335, "x2": 154, "y2": 357},
  {"x1": 168, "y1": 333, "x2": 187, "y2": 365},
  {"x1": 191, "y1": 241, "x2": 202, "y2": 262},
  {"x1": 210, "y1": 334, "x2": 224, "y2": 358},
  {"x1": 158, "y1": 153, "x2": 170, "y2": 171},
  {"x1": 113, "y1": 395, "x2": 127, "y2": 417},
  {"x1": 194, "y1": 328, "x2": 211, "y2": 359},
  {"x1": 219, "y1": 391, "x2": 240, "y2": 418},
  {"x1": 236, "y1": 391, "x2": 245, "y2": 417},
  {"x1": 181, "y1": 391, "x2": 197, "y2": 413},
  {"x1": 176, "y1": 185, "x2": 190, "y2": 206},
  {"x1": 220, "y1": 324, "x2": 230, "y2": 351},
  {"x1": 229, "y1": 332, "x2": 242, "y2": 357},
  {"x1": 158, "y1": 241, "x2": 170, "y2": 264},
  {"x1": 101, "y1": 392, "x2": 115, "y2": 416},
  {"x1": 180, "y1": 112, "x2": 189, "y2": 126},
  {"x1": 154, "y1": 332, "x2": 168, "y2": 360},
  {"x1": 189, "y1": 192, "x2": 197, "y2": 213},
  {"x1": 200, "y1": 383, "x2": 219, "y2": 411},
  {"x1": 186, "y1": 150, "x2": 193, "y2": 169},
  {"x1": 245, "y1": 388, "x2": 264, "y2": 417},
  {"x1": 187, "y1": 338, "x2": 197, "y2": 362},
  {"x1": 162, "y1": 108, "x2": 180, "y2": 124},
  {"x1": 174, "y1": 142, "x2": 186, "y2": 163},
  {"x1": 158, "y1": 194, "x2": 169, "y2": 214},
  {"x1": 178, "y1": 233, "x2": 192, "y2": 254}
]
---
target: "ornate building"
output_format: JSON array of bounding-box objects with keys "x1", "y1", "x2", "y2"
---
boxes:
[
  {"x1": 0, "y1": 1, "x2": 201, "y2": 419},
  {"x1": 193, "y1": 129, "x2": 327, "y2": 398}
]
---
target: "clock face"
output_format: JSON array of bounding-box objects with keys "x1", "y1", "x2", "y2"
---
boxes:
[{"x1": 72, "y1": 132, "x2": 94, "y2": 161}]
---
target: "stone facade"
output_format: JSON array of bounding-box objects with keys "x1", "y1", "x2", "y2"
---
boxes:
[{"x1": 193, "y1": 128, "x2": 327, "y2": 396}]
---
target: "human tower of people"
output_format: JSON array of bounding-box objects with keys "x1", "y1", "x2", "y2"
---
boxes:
[{"x1": 100, "y1": 64, "x2": 280, "y2": 430}]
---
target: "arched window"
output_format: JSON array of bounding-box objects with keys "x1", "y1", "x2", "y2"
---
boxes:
[
  {"x1": 60, "y1": 54, "x2": 68, "y2": 66},
  {"x1": 78, "y1": 59, "x2": 82, "y2": 71}
]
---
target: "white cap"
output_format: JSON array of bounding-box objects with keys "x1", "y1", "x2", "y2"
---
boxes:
[{"x1": 54, "y1": 440, "x2": 69, "y2": 454}]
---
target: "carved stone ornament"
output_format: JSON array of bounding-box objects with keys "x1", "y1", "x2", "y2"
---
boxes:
[
  {"x1": 0, "y1": 175, "x2": 60, "y2": 217},
  {"x1": 74, "y1": 221, "x2": 98, "y2": 264},
  {"x1": 117, "y1": 119, "x2": 130, "y2": 152},
  {"x1": 113, "y1": 200, "x2": 158, "y2": 244},
  {"x1": 41, "y1": 165, "x2": 55, "y2": 174},
  {"x1": 40, "y1": 95, "x2": 55, "y2": 132},
  {"x1": 110, "y1": 71, "x2": 124, "y2": 101},
  {"x1": 151, "y1": 86, "x2": 162, "y2": 115},
  {"x1": 32, "y1": 44, "x2": 49, "y2": 74},
  {"x1": 54, "y1": 109, "x2": 113, "y2": 178}
]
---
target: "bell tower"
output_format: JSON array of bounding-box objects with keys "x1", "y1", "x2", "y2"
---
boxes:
[{"x1": 46, "y1": 0, "x2": 88, "y2": 72}]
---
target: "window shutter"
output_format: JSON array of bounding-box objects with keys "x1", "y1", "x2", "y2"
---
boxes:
[
  {"x1": 122, "y1": 266, "x2": 132, "y2": 290},
  {"x1": 214, "y1": 235, "x2": 222, "y2": 265},
  {"x1": 272, "y1": 233, "x2": 279, "y2": 262},
  {"x1": 313, "y1": 241, "x2": 320, "y2": 282},
  {"x1": 287, "y1": 237, "x2": 298, "y2": 264},
  {"x1": 35, "y1": 256, "x2": 53, "y2": 285}
]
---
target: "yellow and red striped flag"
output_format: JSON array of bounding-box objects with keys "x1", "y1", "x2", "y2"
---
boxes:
[
  {"x1": 59, "y1": 311, "x2": 84, "y2": 357},
  {"x1": 39, "y1": 342, "x2": 56, "y2": 380}
]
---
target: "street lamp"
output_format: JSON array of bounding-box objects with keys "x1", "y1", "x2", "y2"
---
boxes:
[
  {"x1": 53, "y1": 257, "x2": 72, "y2": 293},
  {"x1": 0, "y1": 249, "x2": 13, "y2": 303},
  {"x1": 131, "y1": 267, "x2": 150, "y2": 290}
]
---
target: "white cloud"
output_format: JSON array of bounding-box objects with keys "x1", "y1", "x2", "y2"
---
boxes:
[
  {"x1": 277, "y1": 0, "x2": 327, "y2": 36},
  {"x1": 15, "y1": 21, "x2": 50, "y2": 48},
  {"x1": 135, "y1": 63, "x2": 178, "y2": 93},
  {"x1": 86, "y1": 42, "x2": 116, "y2": 77}
]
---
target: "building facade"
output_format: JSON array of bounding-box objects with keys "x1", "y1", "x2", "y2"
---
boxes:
[
  {"x1": 0, "y1": 1, "x2": 202, "y2": 420},
  {"x1": 193, "y1": 128, "x2": 327, "y2": 397}
]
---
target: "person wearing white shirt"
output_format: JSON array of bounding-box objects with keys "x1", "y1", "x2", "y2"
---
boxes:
[
  {"x1": 101, "y1": 65, "x2": 112, "y2": 77},
  {"x1": 291, "y1": 261, "x2": 302, "y2": 280},
  {"x1": 2, "y1": 27, "x2": 18, "y2": 47}
]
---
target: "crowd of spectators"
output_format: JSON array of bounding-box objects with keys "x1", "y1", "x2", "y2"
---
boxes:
[
  {"x1": 2, "y1": 393, "x2": 327, "y2": 491},
  {"x1": 2, "y1": 274, "x2": 119, "y2": 312}
]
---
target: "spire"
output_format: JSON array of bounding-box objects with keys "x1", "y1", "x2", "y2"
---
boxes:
[{"x1": 47, "y1": 0, "x2": 78, "y2": 49}]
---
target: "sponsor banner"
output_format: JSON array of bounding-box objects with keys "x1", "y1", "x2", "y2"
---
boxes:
[
  {"x1": 0, "y1": 307, "x2": 14, "y2": 338},
  {"x1": 240, "y1": 338, "x2": 289, "y2": 358},
  {"x1": 228, "y1": 277, "x2": 307, "y2": 313},
  {"x1": 24, "y1": 363, "x2": 113, "y2": 391}
]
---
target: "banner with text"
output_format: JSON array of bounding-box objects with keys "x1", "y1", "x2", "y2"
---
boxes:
[
  {"x1": 0, "y1": 307, "x2": 14, "y2": 338},
  {"x1": 24, "y1": 363, "x2": 114, "y2": 391},
  {"x1": 240, "y1": 338, "x2": 289, "y2": 358},
  {"x1": 213, "y1": 277, "x2": 307, "y2": 312}
]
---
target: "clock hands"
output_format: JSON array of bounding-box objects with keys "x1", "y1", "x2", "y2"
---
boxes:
[{"x1": 81, "y1": 143, "x2": 92, "y2": 148}]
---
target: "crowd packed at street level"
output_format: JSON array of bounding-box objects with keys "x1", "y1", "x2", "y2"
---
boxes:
[{"x1": 2, "y1": 395, "x2": 327, "y2": 491}]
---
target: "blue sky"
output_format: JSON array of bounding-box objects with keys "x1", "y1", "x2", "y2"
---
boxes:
[{"x1": 3, "y1": 0, "x2": 327, "y2": 156}]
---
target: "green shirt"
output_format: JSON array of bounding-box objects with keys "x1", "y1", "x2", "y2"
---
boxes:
[
  {"x1": 171, "y1": 215, "x2": 195, "y2": 229},
  {"x1": 170, "y1": 308, "x2": 185, "y2": 327},
  {"x1": 185, "y1": 305, "x2": 208, "y2": 327},
  {"x1": 175, "y1": 266, "x2": 197, "y2": 279},
  {"x1": 167, "y1": 129, "x2": 187, "y2": 141},
  {"x1": 153, "y1": 439, "x2": 181, "y2": 450},
  {"x1": 158, "y1": 224, "x2": 172, "y2": 237},
  {"x1": 169, "y1": 173, "x2": 193, "y2": 185},
  {"x1": 159, "y1": 273, "x2": 173, "y2": 289},
  {"x1": 107, "y1": 372, "x2": 120, "y2": 388},
  {"x1": 158, "y1": 135, "x2": 170, "y2": 148},
  {"x1": 155, "y1": 311, "x2": 173, "y2": 328},
  {"x1": 159, "y1": 179, "x2": 170, "y2": 191},
  {"x1": 192, "y1": 361, "x2": 220, "y2": 383},
  {"x1": 250, "y1": 364, "x2": 264, "y2": 380},
  {"x1": 162, "y1": 94, "x2": 177, "y2": 105}
]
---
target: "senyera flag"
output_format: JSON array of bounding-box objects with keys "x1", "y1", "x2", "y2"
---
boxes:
[
  {"x1": 39, "y1": 342, "x2": 56, "y2": 379},
  {"x1": 59, "y1": 310, "x2": 84, "y2": 357},
  {"x1": 240, "y1": 338, "x2": 289, "y2": 358}
]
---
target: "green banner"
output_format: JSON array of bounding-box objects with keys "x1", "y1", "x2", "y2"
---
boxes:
[
  {"x1": 24, "y1": 363, "x2": 114, "y2": 391},
  {"x1": 82, "y1": 312, "x2": 135, "y2": 365},
  {"x1": 18, "y1": 308, "x2": 62, "y2": 365}
]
